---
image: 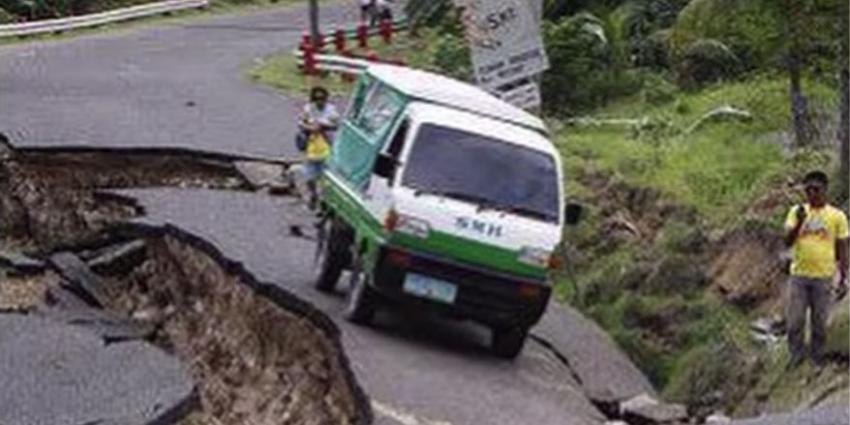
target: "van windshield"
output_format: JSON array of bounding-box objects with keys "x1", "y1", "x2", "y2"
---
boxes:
[{"x1": 401, "y1": 124, "x2": 560, "y2": 223}]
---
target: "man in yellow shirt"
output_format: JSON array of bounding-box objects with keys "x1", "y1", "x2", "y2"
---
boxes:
[{"x1": 784, "y1": 171, "x2": 849, "y2": 368}]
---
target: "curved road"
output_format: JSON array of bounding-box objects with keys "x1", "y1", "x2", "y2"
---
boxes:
[
  {"x1": 0, "y1": 4, "x2": 654, "y2": 425},
  {"x1": 0, "y1": 3, "x2": 356, "y2": 156}
]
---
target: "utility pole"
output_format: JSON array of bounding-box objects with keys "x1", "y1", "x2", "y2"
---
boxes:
[
  {"x1": 839, "y1": 0, "x2": 849, "y2": 207},
  {"x1": 309, "y1": 0, "x2": 320, "y2": 47}
]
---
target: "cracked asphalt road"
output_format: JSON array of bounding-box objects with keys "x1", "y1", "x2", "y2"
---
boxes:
[{"x1": 118, "y1": 188, "x2": 656, "y2": 425}]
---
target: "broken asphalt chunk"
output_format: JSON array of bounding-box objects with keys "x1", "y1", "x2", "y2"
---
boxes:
[
  {"x1": 87, "y1": 239, "x2": 147, "y2": 276},
  {"x1": 49, "y1": 252, "x2": 110, "y2": 308},
  {"x1": 0, "y1": 250, "x2": 45, "y2": 275}
]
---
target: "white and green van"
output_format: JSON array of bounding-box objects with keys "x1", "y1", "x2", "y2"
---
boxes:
[{"x1": 314, "y1": 64, "x2": 582, "y2": 358}]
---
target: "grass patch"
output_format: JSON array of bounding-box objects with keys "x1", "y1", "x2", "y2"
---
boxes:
[
  {"x1": 555, "y1": 75, "x2": 838, "y2": 225},
  {"x1": 248, "y1": 30, "x2": 434, "y2": 97}
]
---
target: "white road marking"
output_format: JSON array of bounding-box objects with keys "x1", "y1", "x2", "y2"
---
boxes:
[{"x1": 372, "y1": 400, "x2": 456, "y2": 425}]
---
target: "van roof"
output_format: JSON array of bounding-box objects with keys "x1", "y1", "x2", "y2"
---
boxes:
[
  {"x1": 406, "y1": 102, "x2": 557, "y2": 157},
  {"x1": 366, "y1": 64, "x2": 547, "y2": 134}
]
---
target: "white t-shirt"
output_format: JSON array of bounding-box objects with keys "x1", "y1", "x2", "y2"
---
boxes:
[
  {"x1": 303, "y1": 103, "x2": 339, "y2": 126},
  {"x1": 302, "y1": 102, "x2": 340, "y2": 139}
]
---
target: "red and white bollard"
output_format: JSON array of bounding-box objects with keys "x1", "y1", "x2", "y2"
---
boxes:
[
  {"x1": 334, "y1": 27, "x2": 346, "y2": 53},
  {"x1": 300, "y1": 32, "x2": 318, "y2": 76},
  {"x1": 356, "y1": 21, "x2": 369, "y2": 49},
  {"x1": 379, "y1": 18, "x2": 392, "y2": 44}
]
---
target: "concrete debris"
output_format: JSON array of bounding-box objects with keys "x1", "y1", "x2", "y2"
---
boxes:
[
  {"x1": 49, "y1": 252, "x2": 110, "y2": 308},
  {"x1": 622, "y1": 402, "x2": 689, "y2": 425},
  {"x1": 620, "y1": 393, "x2": 659, "y2": 416},
  {"x1": 705, "y1": 413, "x2": 731, "y2": 424},
  {"x1": 87, "y1": 239, "x2": 147, "y2": 276},
  {"x1": 0, "y1": 250, "x2": 45, "y2": 275},
  {"x1": 235, "y1": 160, "x2": 291, "y2": 190}
]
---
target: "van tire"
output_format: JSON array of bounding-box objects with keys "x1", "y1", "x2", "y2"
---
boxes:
[
  {"x1": 491, "y1": 326, "x2": 528, "y2": 359},
  {"x1": 343, "y1": 253, "x2": 378, "y2": 324},
  {"x1": 314, "y1": 219, "x2": 350, "y2": 293}
]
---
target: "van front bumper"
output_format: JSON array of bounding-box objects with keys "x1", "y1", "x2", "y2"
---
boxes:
[{"x1": 371, "y1": 245, "x2": 551, "y2": 329}]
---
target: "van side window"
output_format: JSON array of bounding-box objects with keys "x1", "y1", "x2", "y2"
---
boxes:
[
  {"x1": 356, "y1": 83, "x2": 404, "y2": 138},
  {"x1": 346, "y1": 77, "x2": 373, "y2": 121},
  {"x1": 386, "y1": 119, "x2": 409, "y2": 159}
]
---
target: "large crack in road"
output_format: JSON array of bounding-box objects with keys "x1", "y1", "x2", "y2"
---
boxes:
[{"x1": 0, "y1": 145, "x2": 656, "y2": 425}]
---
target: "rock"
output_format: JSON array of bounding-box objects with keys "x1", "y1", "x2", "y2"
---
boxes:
[
  {"x1": 0, "y1": 314, "x2": 195, "y2": 425},
  {"x1": 235, "y1": 161, "x2": 290, "y2": 190},
  {"x1": 87, "y1": 239, "x2": 147, "y2": 276},
  {"x1": 49, "y1": 252, "x2": 110, "y2": 307},
  {"x1": 0, "y1": 250, "x2": 45, "y2": 275},
  {"x1": 620, "y1": 393, "x2": 659, "y2": 416},
  {"x1": 749, "y1": 317, "x2": 783, "y2": 336},
  {"x1": 706, "y1": 413, "x2": 731, "y2": 424},
  {"x1": 623, "y1": 402, "x2": 688, "y2": 424}
]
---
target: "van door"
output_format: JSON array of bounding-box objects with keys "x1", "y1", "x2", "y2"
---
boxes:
[
  {"x1": 363, "y1": 116, "x2": 410, "y2": 217},
  {"x1": 328, "y1": 80, "x2": 406, "y2": 191}
]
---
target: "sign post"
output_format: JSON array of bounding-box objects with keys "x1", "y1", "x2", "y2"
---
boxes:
[{"x1": 457, "y1": 0, "x2": 548, "y2": 110}]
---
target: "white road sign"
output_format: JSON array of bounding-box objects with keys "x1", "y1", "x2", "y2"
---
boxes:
[
  {"x1": 458, "y1": 0, "x2": 550, "y2": 89},
  {"x1": 494, "y1": 80, "x2": 541, "y2": 110}
]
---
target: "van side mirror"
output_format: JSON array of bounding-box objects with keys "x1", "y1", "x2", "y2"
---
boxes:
[
  {"x1": 374, "y1": 153, "x2": 397, "y2": 181},
  {"x1": 565, "y1": 202, "x2": 584, "y2": 225}
]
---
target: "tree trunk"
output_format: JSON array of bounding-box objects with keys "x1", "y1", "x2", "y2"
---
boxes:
[
  {"x1": 786, "y1": 0, "x2": 810, "y2": 146},
  {"x1": 839, "y1": 2, "x2": 849, "y2": 206},
  {"x1": 309, "y1": 0, "x2": 320, "y2": 47}
]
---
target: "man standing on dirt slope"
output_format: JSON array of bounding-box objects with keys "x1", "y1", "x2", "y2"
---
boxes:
[{"x1": 784, "y1": 170, "x2": 849, "y2": 368}]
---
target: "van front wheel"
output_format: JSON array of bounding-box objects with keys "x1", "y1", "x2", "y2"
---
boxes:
[
  {"x1": 491, "y1": 326, "x2": 528, "y2": 359},
  {"x1": 314, "y1": 219, "x2": 350, "y2": 293},
  {"x1": 343, "y1": 253, "x2": 378, "y2": 324}
]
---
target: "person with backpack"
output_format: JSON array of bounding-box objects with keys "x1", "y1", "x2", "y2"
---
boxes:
[
  {"x1": 784, "y1": 170, "x2": 849, "y2": 368},
  {"x1": 296, "y1": 86, "x2": 339, "y2": 209}
]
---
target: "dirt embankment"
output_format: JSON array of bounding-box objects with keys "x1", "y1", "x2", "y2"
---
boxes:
[
  {"x1": 0, "y1": 148, "x2": 364, "y2": 425},
  {"x1": 566, "y1": 168, "x2": 848, "y2": 419}
]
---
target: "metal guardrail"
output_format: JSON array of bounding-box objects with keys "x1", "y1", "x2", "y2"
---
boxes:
[
  {"x1": 293, "y1": 18, "x2": 408, "y2": 76},
  {"x1": 294, "y1": 50, "x2": 370, "y2": 75},
  {"x1": 0, "y1": 0, "x2": 208, "y2": 38}
]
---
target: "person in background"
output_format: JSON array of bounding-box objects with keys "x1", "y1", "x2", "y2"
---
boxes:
[
  {"x1": 358, "y1": 0, "x2": 374, "y2": 24},
  {"x1": 297, "y1": 86, "x2": 339, "y2": 210},
  {"x1": 784, "y1": 170, "x2": 849, "y2": 368}
]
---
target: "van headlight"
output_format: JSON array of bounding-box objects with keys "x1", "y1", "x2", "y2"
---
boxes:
[
  {"x1": 397, "y1": 215, "x2": 431, "y2": 238},
  {"x1": 518, "y1": 247, "x2": 553, "y2": 268},
  {"x1": 385, "y1": 209, "x2": 431, "y2": 238}
]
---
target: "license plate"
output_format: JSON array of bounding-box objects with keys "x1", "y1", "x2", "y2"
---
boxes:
[{"x1": 403, "y1": 273, "x2": 458, "y2": 304}]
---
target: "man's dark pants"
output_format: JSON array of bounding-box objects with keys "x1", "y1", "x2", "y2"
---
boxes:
[{"x1": 786, "y1": 276, "x2": 831, "y2": 362}]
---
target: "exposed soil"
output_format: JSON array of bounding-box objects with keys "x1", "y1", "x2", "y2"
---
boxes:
[
  {"x1": 0, "y1": 150, "x2": 247, "y2": 253},
  {"x1": 109, "y1": 236, "x2": 361, "y2": 425},
  {"x1": 0, "y1": 272, "x2": 57, "y2": 312}
]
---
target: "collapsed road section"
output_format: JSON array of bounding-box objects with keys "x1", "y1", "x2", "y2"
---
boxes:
[{"x1": 0, "y1": 144, "x2": 369, "y2": 425}]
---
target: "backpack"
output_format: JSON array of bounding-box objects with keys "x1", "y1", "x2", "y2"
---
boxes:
[{"x1": 295, "y1": 131, "x2": 308, "y2": 152}]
